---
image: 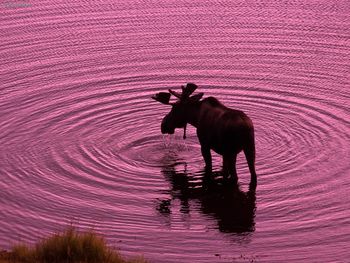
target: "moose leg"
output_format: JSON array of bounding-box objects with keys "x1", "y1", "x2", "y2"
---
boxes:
[
  {"x1": 223, "y1": 154, "x2": 238, "y2": 184},
  {"x1": 201, "y1": 146, "x2": 212, "y2": 174},
  {"x1": 244, "y1": 144, "x2": 257, "y2": 190},
  {"x1": 231, "y1": 154, "x2": 238, "y2": 182}
]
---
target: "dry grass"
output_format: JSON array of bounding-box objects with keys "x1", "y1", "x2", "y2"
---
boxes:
[{"x1": 0, "y1": 227, "x2": 147, "y2": 263}]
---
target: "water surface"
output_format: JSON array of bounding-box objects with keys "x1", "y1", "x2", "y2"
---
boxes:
[{"x1": 1, "y1": 1, "x2": 349, "y2": 262}]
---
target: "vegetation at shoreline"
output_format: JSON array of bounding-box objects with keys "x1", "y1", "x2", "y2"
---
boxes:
[{"x1": 0, "y1": 227, "x2": 147, "y2": 263}]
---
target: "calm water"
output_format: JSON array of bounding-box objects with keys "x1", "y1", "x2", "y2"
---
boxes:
[{"x1": 1, "y1": 1, "x2": 349, "y2": 262}]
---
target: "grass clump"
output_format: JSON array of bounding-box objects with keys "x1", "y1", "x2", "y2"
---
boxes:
[{"x1": 0, "y1": 227, "x2": 147, "y2": 263}]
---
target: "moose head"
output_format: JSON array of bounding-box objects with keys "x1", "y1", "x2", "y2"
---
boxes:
[{"x1": 152, "y1": 83, "x2": 204, "y2": 139}]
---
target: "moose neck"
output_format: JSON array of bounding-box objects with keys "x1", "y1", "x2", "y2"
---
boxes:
[{"x1": 185, "y1": 101, "x2": 202, "y2": 128}]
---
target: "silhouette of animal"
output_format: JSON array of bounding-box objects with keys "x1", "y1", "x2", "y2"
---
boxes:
[{"x1": 152, "y1": 83, "x2": 257, "y2": 189}]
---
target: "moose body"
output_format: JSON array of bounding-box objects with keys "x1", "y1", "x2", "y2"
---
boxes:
[{"x1": 153, "y1": 83, "x2": 257, "y2": 189}]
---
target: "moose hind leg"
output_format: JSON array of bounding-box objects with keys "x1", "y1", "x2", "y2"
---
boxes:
[
  {"x1": 244, "y1": 143, "x2": 257, "y2": 190},
  {"x1": 223, "y1": 154, "x2": 238, "y2": 183}
]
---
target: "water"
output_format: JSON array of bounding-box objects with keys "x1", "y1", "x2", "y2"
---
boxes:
[{"x1": 1, "y1": 1, "x2": 349, "y2": 262}]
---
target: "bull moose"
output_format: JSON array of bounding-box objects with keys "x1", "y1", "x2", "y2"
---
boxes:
[{"x1": 152, "y1": 83, "x2": 257, "y2": 189}]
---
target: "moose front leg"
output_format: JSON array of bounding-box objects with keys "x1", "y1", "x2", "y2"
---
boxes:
[{"x1": 201, "y1": 146, "x2": 212, "y2": 174}]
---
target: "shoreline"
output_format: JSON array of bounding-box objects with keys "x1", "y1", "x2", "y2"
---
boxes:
[{"x1": 0, "y1": 227, "x2": 148, "y2": 263}]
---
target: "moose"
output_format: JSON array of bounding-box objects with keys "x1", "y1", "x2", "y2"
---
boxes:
[{"x1": 152, "y1": 83, "x2": 257, "y2": 189}]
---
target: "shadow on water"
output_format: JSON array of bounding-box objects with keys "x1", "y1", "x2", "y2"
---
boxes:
[{"x1": 157, "y1": 156, "x2": 256, "y2": 234}]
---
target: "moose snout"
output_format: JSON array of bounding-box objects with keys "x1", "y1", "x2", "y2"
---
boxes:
[{"x1": 161, "y1": 116, "x2": 175, "y2": 134}]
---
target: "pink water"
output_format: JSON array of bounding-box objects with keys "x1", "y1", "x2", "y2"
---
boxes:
[{"x1": 1, "y1": 1, "x2": 349, "y2": 262}]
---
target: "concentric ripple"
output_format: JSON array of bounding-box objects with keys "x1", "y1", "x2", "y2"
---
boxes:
[{"x1": 1, "y1": 1, "x2": 349, "y2": 262}]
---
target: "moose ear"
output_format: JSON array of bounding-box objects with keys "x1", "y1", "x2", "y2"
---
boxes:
[
  {"x1": 152, "y1": 92, "x2": 171, "y2": 105},
  {"x1": 189, "y1": 92, "x2": 204, "y2": 102}
]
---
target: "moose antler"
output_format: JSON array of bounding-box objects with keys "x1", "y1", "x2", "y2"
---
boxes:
[
  {"x1": 152, "y1": 92, "x2": 171, "y2": 105},
  {"x1": 168, "y1": 89, "x2": 182, "y2": 99},
  {"x1": 169, "y1": 83, "x2": 198, "y2": 100},
  {"x1": 152, "y1": 83, "x2": 200, "y2": 105},
  {"x1": 182, "y1": 83, "x2": 197, "y2": 98}
]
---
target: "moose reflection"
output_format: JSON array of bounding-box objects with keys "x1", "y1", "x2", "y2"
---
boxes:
[
  {"x1": 157, "y1": 161, "x2": 256, "y2": 234},
  {"x1": 152, "y1": 83, "x2": 257, "y2": 189}
]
